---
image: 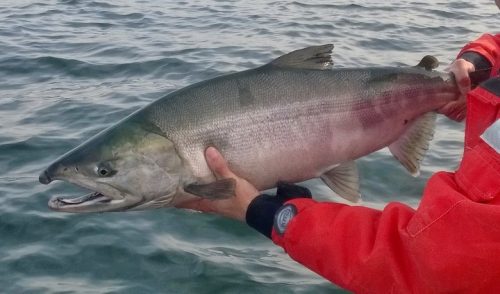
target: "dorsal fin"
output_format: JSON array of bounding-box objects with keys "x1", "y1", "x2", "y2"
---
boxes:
[
  {"x1": 416, "y1": 55, "x2": 439, "y2": 71},
  {"x1": 270, "y1": 44, "x2": 334, "y2": 70}
]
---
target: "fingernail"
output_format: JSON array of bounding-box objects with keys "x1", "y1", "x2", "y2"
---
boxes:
[{"x1": 206, "y1": 147, "x2": 217, "y2": 162}]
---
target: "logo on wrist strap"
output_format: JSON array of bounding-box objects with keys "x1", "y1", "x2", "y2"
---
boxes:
[{"x1": 274, "y1": 204, "x2": 297, "y2": 236}]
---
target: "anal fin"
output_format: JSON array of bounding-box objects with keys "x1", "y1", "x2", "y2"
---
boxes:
[
  {"x1": 320, "y1": 161, "x2": 360, "y2": 202},
  {"x1": 184, "y1": 179, "x2": 236, "y2": 199},
  {"x1": 389, "y1": 112, "x2": 436, "y2": 176}
]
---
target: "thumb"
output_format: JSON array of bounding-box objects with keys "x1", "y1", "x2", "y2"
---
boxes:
[
  {"x1": 205, "y1": 147, "x2": 235, "y2": 179},
  {"x1": 456, "y1": 72, "x2": 471, "y2": 96}
]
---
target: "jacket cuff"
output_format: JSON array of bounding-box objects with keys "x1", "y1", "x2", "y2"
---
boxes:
[
  {"x1": 245, "y1": 194, "x2": 282, "y2": 239},
  {"x1": 459, "y1": 51, "x2": 492, "y2": 85}
]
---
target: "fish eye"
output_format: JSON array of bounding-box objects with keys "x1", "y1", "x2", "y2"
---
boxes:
[{"x1": 96, "y1": 163, "x2": 115, "y2": 177}]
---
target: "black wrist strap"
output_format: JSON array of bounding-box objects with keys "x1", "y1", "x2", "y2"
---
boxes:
[
  {"x1": 245, "y1": 194, "x2": 282, "y2": 239},
  {"x1": 460, "y1": 52, "x2": 493, "y2": 86},
  {"x1": 245, "y1": 183, "x2": 312, "y2": 239}
]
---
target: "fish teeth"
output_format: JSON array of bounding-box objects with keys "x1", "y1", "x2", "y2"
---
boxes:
[{"x1": 55, "y1": 192, "x2": 106, "y2": 205}]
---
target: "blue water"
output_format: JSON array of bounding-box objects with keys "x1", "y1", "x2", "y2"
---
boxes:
[{"x1": 0, "y1": 0, "x2": 497, "y2": 293}]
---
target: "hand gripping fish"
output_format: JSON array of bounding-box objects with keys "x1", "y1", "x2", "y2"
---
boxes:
[{"x1": 39, "y1": 44, "x2": 461, "y2": 212}]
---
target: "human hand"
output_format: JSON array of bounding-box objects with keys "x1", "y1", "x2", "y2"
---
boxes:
[
  {"x1": 176, "y1": 147, "x2": 260, "y2": 221},
  {"x1": 449, "y1": 58, "x2": 476, "y2": 96},
  {"x1": 438, "y1": 58, "x2": 475, "y2": 122}
]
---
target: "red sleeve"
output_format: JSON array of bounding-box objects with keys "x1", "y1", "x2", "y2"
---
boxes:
[
  {"x1": 272, "y1": 170, "x2": 500, "y2": 293},
  {"x1": 458, "y1": 33, "x2": 500, "y2": 75},
  {"x1": 272, "y1": 197, "x2": 414, "y2": 292}
]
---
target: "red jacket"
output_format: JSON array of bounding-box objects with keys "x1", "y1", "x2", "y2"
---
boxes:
[
  {"x1": 271, "y1": 34, "x2": 500, "y2": 293},
  {"x1": 460, "y1": 33, "x2": 500, "y2": 77}
]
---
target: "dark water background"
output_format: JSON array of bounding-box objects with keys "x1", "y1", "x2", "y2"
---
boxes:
[{"x1": 0, "y1": 0, "x2": 498, "y2": 293}]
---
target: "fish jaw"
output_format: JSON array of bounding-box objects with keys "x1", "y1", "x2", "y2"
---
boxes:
[
  {"x1": 49, "y1": 192, "x2": 128, "y2": 213},
  {"x1": 42, "y1": 169, "x2": 144, "y2": 212},
  {"x1": 39, "y1": 118, "x2": 189, "y2": 213}
]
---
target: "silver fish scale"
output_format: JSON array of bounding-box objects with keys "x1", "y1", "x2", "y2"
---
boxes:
[{"x1": 143, "y1": 66, "x2": 456, "y2": 188}]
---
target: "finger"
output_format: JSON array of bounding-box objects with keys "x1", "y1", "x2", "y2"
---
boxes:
[
  {"x1": 457, "y1": 75, "x2": 471, "y2": 96},
  {"x1": 451, "y1": 59, "x2": 475, "y2": 96},
  {"x1": 452, "y1": 65, "x2": 471, "y2": 96},
  {"x1": 205, "y1": 147, "x2": 235, "y2": 179},
  {"x1": 176, "y1": 198, "x2": 212, "y2": 213}
]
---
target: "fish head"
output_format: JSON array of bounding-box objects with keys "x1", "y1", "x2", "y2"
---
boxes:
[{"x1": 39, "y1": 120, "x2": 185, "y2": 212}]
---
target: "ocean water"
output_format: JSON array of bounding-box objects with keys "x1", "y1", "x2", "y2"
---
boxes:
[{"x1": 0, "y1": 0, "x2": 497, "y2": 293}]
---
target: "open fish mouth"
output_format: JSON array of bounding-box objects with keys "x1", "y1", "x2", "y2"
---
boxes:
[{"x1": 49, "y1": 191, "x2": 112, "y2": 210}]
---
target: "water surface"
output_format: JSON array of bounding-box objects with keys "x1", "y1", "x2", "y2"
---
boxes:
[{"x1": 0, "y1": 0, "x2": 497, "y2": 293}]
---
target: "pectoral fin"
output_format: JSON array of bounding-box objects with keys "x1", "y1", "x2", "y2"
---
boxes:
[
  {"x1": 389, "y1": 112, "x2": 436, "y2": 176},
  {"x1": 184, "y1": 179, "x2": 236, "y2": 199},
  {"x1": 320, "y1": 161, "x2": 360, "y2": 202}
]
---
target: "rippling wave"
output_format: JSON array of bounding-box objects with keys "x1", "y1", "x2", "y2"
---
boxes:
[{"x1": 0, "y1": 0, "x2": 496, "y2": 293}]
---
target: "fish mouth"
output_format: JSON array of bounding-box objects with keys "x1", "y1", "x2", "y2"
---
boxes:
[{"x1": 48, "y1": 191, "x2": 115, "y2": 212}]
